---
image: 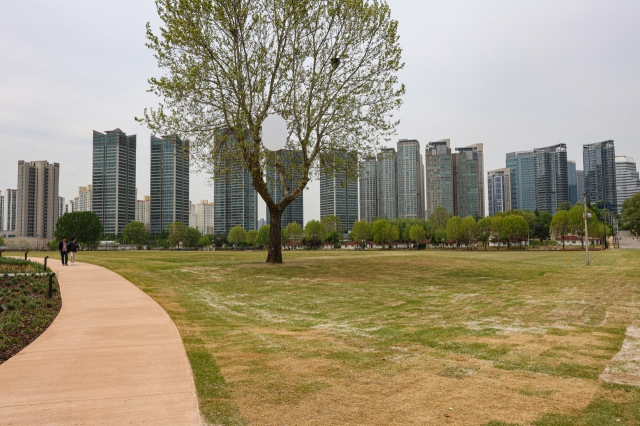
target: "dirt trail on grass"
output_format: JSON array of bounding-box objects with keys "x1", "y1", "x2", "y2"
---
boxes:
[{"x1": 601, "y1": 325, "x2": 640, "y2": 386}]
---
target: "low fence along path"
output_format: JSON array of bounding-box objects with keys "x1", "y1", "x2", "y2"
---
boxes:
[{"x1": 0, "y1": 259, "x2": 201, "y2": 425}]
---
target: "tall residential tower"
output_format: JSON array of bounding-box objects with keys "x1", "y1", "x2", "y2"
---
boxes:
[
  {"x1": 16, "y1": 160, "x2": 60, "y2": 238},
  {"x1": 150, "y1": 135, "x2": 190, "y2": 234},
  {"x1": 583, "y1": 140, "x2": 617, "y2": 213},
  {"x1": 92, "y1": 129, "x2": 136, "y2": 235}
]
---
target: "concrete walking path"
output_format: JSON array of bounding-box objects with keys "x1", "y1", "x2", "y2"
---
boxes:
[{"x1": 0, "y1": 259, "x2": 201, "y2": 425}]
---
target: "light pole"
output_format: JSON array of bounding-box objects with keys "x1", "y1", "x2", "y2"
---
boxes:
[{"x1": 583, "y1": 194, "x2": 590, "y2": 266}]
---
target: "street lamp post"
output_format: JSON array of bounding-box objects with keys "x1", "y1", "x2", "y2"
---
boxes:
[{"x1": 583, "y1": 194, "x2": 590, "y2": 266}]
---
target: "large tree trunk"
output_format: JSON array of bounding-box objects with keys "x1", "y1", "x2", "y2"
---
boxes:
[{"x1": 266, "y1": 209, "x2": 283, "y2": 264}]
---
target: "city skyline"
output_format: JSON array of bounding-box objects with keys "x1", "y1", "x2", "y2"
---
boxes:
[{"x1": 2, "y1": 1, "x2": 639, "y2": 224}]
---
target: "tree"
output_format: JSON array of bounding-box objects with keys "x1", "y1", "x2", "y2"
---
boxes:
[
  {"x1": 199, "y1": 235, "x2": 212, "y2": 248},
  {"x1": 445, "y1": 216, "x2": 463, "y2": 249},
  {"x1": 54, "y1": 211, "x2": 102, "y2": 249},
  {"x1": 502, "y1": 215, "x2": 529, "y2": 249},
  {"x1": 460, "y1": 216, "x2": 477, "y2": 250},
  {"x1": 246, "y1": 230, "x2": 259, "y2": 247},
  {"x1": 551, "y1": 211, "x2": 570, "y2": 249},
  {"x1": 409, "y1": 225, "x2": 426, "y2": 249},
  {"x1": 326, "y1": 230, "x2": 342, "y2": 245},
  {"x1": 477, "y1": 217, "x2": 492, "y2": 250},
  {"x1": 141, "y1": 0, "x2": 404, "y2": 264},
  {"x1": 622, "y1": 193, "x2": 640, "y2": 234},
  {"x1": 491, "y1": 215, "x2": 505, "y2": 250},
  {"x1": 557, "y1": 201, "x2": 573, "y2": 211},
  {"x1": 372, "y1": 220, "x2": 399, "y2": 249},
  {"x1": 531, "y1": 213, "x2": 551, "y2": 244},
  {"x1": 183, "y1": 227, "x2": 202, "y2": 248},
  {"x1": 228, "y1": 226, "x2": 247, "y2": 248},
  {"x1": 257, "y1": 225, "x2": 271, "y2": 249},
  {"x1": 428, "y1": 206, "x2": 450, "y2": 229},
  {"x1": 167, "y1": 222, "x2": 186, "y2": 248},
  {"x1": 122, "y1": 221, "x2": 149, "y2": 246},
  {"x1": 351, "y1": 220, "x2": 372, "y2": 249},
  {"x1": 432, "y1": 226, "x2": 447, "y2": 250},
  {"x1": 0, "y1": 236, "x2": 4, "y2": 247},
  {"x1": 284, "y1": 222, "x2": 303, "y2": 244},
  {"x1": 321, "y1": 216, "x2": 343, "y2": 235},
  {"x1": 304, "y1": 220, "x2": 326, "y2": 249}
]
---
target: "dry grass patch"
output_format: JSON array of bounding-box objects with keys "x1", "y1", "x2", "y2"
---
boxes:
[{"x1": 38, "y1": 249, "x2": 640, "y2": 425}]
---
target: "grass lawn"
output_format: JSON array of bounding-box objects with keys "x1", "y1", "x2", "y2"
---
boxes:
[{"x1": 27, "y1": 249, "x2": 640, "y2": 425}]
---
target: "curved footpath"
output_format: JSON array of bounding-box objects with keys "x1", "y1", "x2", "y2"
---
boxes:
[{"x1": 0, "y1": 259, "x2": 201, "y2": 425}]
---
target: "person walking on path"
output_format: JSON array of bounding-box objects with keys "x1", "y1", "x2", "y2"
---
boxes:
[
  {"x1": 69, "y1": 237, "x2": 79, "y2": 265},
  {"x1": 58, "y1": 237, "x2": 69, "y2": 266}
]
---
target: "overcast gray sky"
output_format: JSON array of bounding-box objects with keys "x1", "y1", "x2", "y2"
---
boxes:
[{"x1": 1, "y1": 0, "x2": 639, "y2": 222}]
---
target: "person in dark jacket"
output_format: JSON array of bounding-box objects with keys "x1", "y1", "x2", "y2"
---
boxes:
[
  {"x1": 69, "y1": 237, "x2": 79, "y2": 265},
  {"x1": 58, "y1": 237, "x2": 68, "y2": 266}
]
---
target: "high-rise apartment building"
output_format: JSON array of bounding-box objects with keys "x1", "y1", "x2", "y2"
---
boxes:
[
  {"x1": 92, "y1": 129, "x2": 136, "y2": 235},
  {"x1": 0, "y1": 191, "x2": 4, "y2": 232},
  {"x1": 58, "y1": 197, "x2": 65, "y2": 218},
  {"x1": 397, "y1": 139, "x2": 425, "y2": 219},
  {"x1": 76, "y1": 185, "x2": 92, "y2": 212},
  {"x1": 320, "y1": 151, "x2": 358, "y2": 232},
  {"x1": 454, "y1": 144, "x2": 484, "y2": 218},
  {"x1": 487, "y1": 168, "x2": 512, "y2": 216},
  {"x1": 377, "y1": 148, "x2": 397, "y2": 219},
  {"x1": 505, "y1": 151, "x2": 536, "y2": 212},
  {"x1": 196, "y1": 200, "x2": 215, "y2": 235},
  {"x1": 583, "y1": 140, "x2": 617, "y2": 213},
  {"x1": 533, "y1": 144, "x2": 568, "y2": 214},
  {"x1": 425, "y1": 140, "x2": 453, "y2": 217},
  {"x1": 135, "y1": 196, "x2": 151, "y2": 231},
  {"x1": 4, "y1": 189, "x2": 17, "y2": 232},
  {"x1": 567, "y1": 160, "x2": 578, "y2": 206},
  {"x1": 65, "y1": 200, "x2": 74, "y2": 214},
  {"x1": 213, "y1": 150, "x2": 258, "y2": 235},
  {"x1": 266, "y1": 150, "x2": 304, "y2": 228},
  {"x1": 577, "y1": 170, "x2": 585, "y2": 200},
  {"x1": 189, "y1": 202, "x2": 197, "y2": 228},
  {"x1": 615, "y1": 156, "x2": 640, "y2": 213},
  {"x1": 359, "y1": 157, "x2": 378, "y2": 222},
  {"x1": 16, "y1": 160, "x2": 60, "y2": 238},
  {"x1": 150, "y1": 135, "x2": 190, "y2": 235}
]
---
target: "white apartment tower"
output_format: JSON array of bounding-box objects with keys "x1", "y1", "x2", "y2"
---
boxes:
[
  {"x1": 616, "y1": 156, "x2": 640, "y2": 213},
  {"x1": 16, "y1": 160, "x2": 60, "y2": 239}
]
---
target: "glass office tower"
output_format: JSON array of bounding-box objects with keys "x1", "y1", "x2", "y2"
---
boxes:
[
  {"x1": 505, "y1": 151, "x2": 536, "y2": 212},
  {"x1": 150, "y1": 135, "x2": 190, "y2": 235},
  {"x1": 266, "y1": 150, "x2": 304, "y2": 228},
  {"x1": 320, "y1": 150, "x2": 358, "y2": 232},
  {"x1": 533, "y1": 144, "x2": 568, "y2": 215},
  {"x1": 567, "y1": 160, "x2": 578, "y2": 205},
  {"x1": 92, "y1": 129, "x2": 136, "y2": 236},
  {"x1": 583, "y1": 140, "x2": 617, "y2": 213}
]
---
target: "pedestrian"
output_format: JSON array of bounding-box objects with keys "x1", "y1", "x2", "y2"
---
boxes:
[
  {"x1": 69, "y1": 237, "x2": 79, "y2": 265},
  {"x1": 58, "y1": 236, "x2": 69, "y2": 266}
]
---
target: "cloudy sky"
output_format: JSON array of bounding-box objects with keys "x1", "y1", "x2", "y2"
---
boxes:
[{"x1": 1, "y1": 0, "x2": 639, "y2": 222}]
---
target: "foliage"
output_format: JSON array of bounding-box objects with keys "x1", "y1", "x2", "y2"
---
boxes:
[
  {"x1": 257, "y1": 225, "x2": 271, "y2": 249},
  {"x1": 0, "y1": 236, "x2": 4, "y2": 246},
  {"x1": 351, "y1": 220, "x2": 372, "y2": 248},
  {"x1": 550, "y1": 211, "x2": 570, "y2": 249},
  {"x1": 432, "y1": 227, "x2": 447, "y2": 249},
  {"x1": 167, "y1": 222, "x2": 186, "y2": 248},
  {"x1": 325, "y1": 230, "x2": 342, "y2": 245},
  {"x1": 199, "y1": 235, "x2": 212, "y2": 248},
  {"x1": 460, "y1": 216, "x2": 478, "y2": 249},
  {"x1": 228, "y1": 226, "x2": 248, "y2": 247},
  {"x1": 531, "y1": 213, "x2": 551, "y2": 243},
  {"x1": 477, "y1": 217, "x2": 492, "y2": 250},
  {"x1": 122, "y1": 221, "x2": 149, "y2": 246},
  {"x1": 409, "y1": 225, "x2": 427, "y2": 247},
  {"x1": 321, "y1": 216, "x2": 343, "y2": 235},
  {"x1": 445, "y1": 216, "x2": 463, "y2": 247},
  {"x1": 491, "y1": 215, "x2": 506, "y2": 250},
  {"x1": 183, "y1": 227, "x2": 202, "y2": 248},
  {"x1": 557, "y1": 201, "x2": 573, "y2": 211},
  {"x1": 246, "y1": 230, "x2": 259, "y2": 247},
  {"x1": 502, "y1": 215, "x2": 529, "y2": 249},
  {"x1": 622, "y1": 193, "x2": 640, "y2": 233},
  {"x1": 54, "y1": 211, "x2": 103, "y2": 249},
  {"x1": 428, "y1": 206, "x2": 450, "y2": 229},
  {"x1": 304, "y1": 220, "x2": 326, "y2": 249},
  {"x1": 372, "y1": 219, "x2": 399, "y2": 249},
  {"x1": 141, "y1": 0, "x2": 405, "y2": 263},
  {"x1": 284, "y1": 222, "x2": 303, "y2": 243}
]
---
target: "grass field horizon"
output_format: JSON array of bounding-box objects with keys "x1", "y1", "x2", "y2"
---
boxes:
[{"x1": 26, "y1": 249, "x2": 640, "y2": 425}]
